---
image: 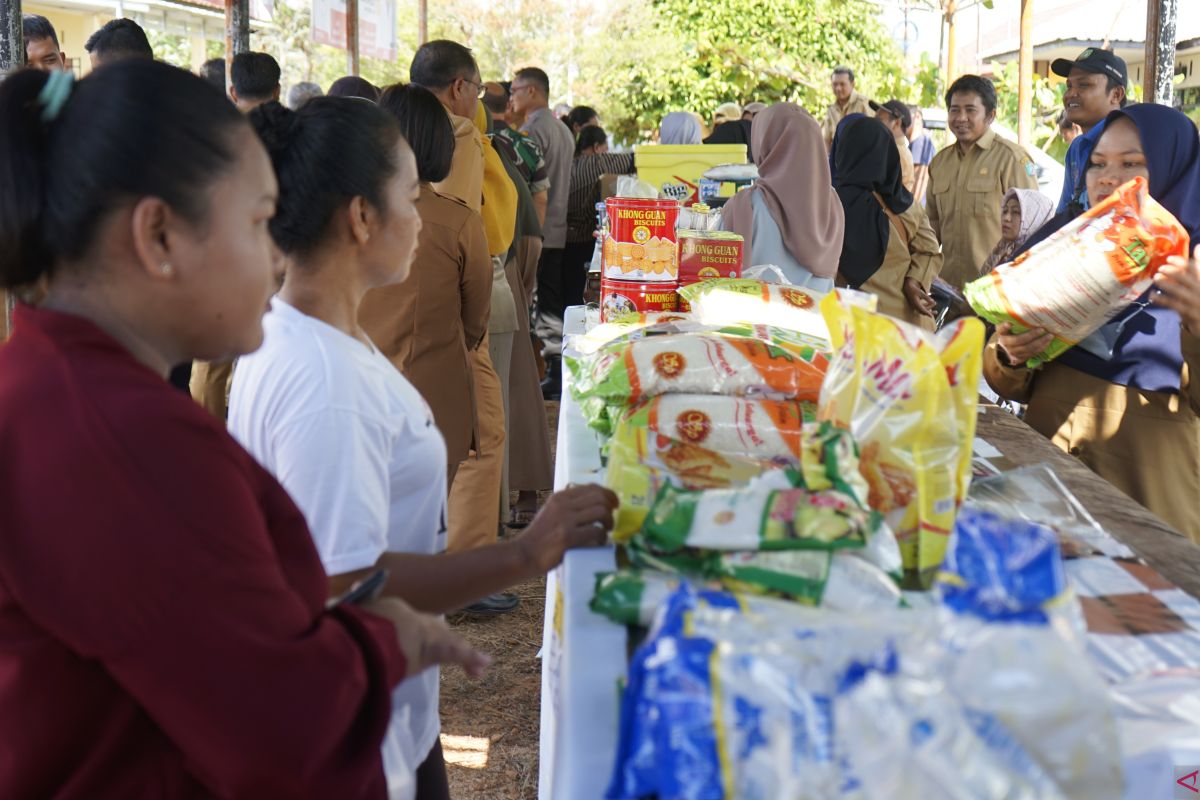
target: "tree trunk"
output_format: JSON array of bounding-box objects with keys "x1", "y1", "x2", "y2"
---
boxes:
[
  {"x1": 0, "y1": 0, "x2": 22, "y2": 79},
  {"x1": 418, "y1": 0, "x2": 428, "y2": 45},
  {"x1": 1018, "y1": 0, "x2": 1033, "y2": 145}
]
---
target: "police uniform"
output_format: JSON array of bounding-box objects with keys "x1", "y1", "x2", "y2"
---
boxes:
[{"x1": 926, "y1": 128, "x2": 1039, "y2": 288}]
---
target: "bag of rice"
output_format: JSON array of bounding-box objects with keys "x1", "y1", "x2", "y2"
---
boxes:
[
  {"x1": 642, "y1": 473, "x2": 878, "y2": 553},
  {"x1": 570, "y1": 311, "x2": 702, "y2": 355},
  {"x1": 617, "y1": 393, "x2": 816, "y2": 464},
  {"x1": 965, "y1": 177, "x2": 1190, "y2": 367},
  {"x1": 605, "y1": 420, "x2": 779, "y2": 542},
  {"x1": 818, "y1": 293, "x2": 984, "y2": 588},
  {"x1": 567, "y1": 332, "x2": 829, "y2": 408},
  {"x1": 678, "y1": 278, "x2": 831, "y2": 340}
]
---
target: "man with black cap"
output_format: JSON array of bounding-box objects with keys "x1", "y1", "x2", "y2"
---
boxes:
[
  {"x1": 1051, "y1": 48, "x2": 1128, "y2": 213},
  {"x1": 871, "y1": 99, "x2": 916, "y2": 194}
]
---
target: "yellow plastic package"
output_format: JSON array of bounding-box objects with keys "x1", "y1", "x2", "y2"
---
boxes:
[{"x1": 817, "y1": 293, "x2": 983, "y2": 587}]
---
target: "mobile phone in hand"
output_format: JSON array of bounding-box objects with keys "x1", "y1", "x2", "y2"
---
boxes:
[{"x1": 326, "y1": 568, "x2": 389, "y2": 610}]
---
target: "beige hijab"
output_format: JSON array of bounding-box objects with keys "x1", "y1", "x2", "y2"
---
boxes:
[{"x1": 722, "y1": 103, "x2": 845, "y2": 279}]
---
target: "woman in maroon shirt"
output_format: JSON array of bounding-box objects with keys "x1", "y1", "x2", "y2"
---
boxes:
[{"x1": 0, "y1": 61, "x2": 486, "y2": 798}]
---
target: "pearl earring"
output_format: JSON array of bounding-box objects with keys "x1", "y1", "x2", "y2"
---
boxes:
[{"x1": 160, "y1": 262, "x2": 173, "y2": 276}]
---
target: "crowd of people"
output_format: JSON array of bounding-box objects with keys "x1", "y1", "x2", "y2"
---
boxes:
[{"x1": 2, "y1": 11, "x2": 1200, "y2": 799}]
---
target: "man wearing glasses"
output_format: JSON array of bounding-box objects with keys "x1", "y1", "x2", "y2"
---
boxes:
[
  {"x1": 410, "y1": 39, "x2": 488, "y2": 210},
  {"x1": 509, "y1": 66, "x2": 576, "y2": 400}
]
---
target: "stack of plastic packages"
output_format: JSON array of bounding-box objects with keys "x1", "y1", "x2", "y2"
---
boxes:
[{"x1": 605, "y1": 508, "x2": 1126, "y2": 800}]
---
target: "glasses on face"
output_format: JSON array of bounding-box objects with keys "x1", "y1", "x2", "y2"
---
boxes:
[{"x1": 461, "y1": 78, "x2": 486, "y2": 98}]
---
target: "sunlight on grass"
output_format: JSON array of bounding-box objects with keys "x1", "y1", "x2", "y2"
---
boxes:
[{"x1": 441, "y1": 734, "x2": 490, "y2": 770}]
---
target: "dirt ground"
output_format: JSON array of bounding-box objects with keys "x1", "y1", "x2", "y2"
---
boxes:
[{"x1": 439, "y1": 400, "x2": 560, "y2": 800}]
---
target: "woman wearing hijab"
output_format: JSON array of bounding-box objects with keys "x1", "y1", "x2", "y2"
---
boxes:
[
  {"x1": 833, "y1": 116, "x2": 943, "y2": 329},
  {"x1": 704, "y1": 117, "x2": 754, "y2": 161},
  {"x1": 985, "y1": 104, "x2": 1200, "y2": 542},
  {"x1": 980, "y1": 188, "x2": 1054, "y2": 273},
  {"x1": 720, "y1": 103, "x2": 846, "y2": 290},
  {"x1": 827, "y1": 112, "x2": 865, "y2": 182},
  {"x1": 659, "y1": 111, "x2": 703, "y2": 145}
]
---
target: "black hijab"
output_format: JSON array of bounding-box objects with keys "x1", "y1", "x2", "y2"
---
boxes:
[
  {"x1": 704, "y1": 119, "x2": 754, "y2": 161},
  {"x1": 832, "y1": 116, "x2": 914, "y2": 287}
]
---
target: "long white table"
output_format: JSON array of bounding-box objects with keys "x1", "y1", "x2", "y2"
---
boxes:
[{"x1": 537, "y1": 305, "x2": 1200, "y2": 800}]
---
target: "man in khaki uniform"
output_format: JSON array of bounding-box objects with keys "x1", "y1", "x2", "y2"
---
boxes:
[
  {"x1": 821, "y1": 66, "x2": 873, "y2": 151},
  {"x1": 927, "y1": 74, "x2": 1039, "y2": 289},
  {"x1": 870, "y1": 99, "x2": 916, "y2": 193}
]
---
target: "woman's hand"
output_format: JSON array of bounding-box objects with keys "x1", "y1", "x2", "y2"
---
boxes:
[
  {"x1": 363, "y1": 596, "x2": 490, "y2": 680},
  {"x1": 902, "y1": 278, "x2": 936, "y2": 319},
  {"x1": 995, "y1": 322, "x2": 1053, "y2": 367},
  {"x1": 515, "y1": 484, "x2": 619, "y2": 574},
  {"x1": 1153, "y1": 246, "x2": 1200, "y2": 334}
]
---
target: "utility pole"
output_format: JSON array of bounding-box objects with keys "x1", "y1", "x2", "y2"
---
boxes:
[
  {"x1": 224, "y1": 0, "x2": 249, "y2": 97},
  {"x1": 945, "y1": 0, "x2": 958, "y2": 84},
  {"x1": 346, "y1": 0, "x2": 359, "y2": 75},
  {"x1": 418, "y1": 0, "x2": 427, "y2": 45},
  {"x1": 1018, "y1": 0, "x2": 1033, "y2": 145},
  {"x1": 1144, "y1": 0, "x2": 1179, "y2": 104}
]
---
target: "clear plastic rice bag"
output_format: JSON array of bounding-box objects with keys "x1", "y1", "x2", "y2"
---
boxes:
[{"x1": 567, "y1": 331, "x2": 830, "y2": 408}]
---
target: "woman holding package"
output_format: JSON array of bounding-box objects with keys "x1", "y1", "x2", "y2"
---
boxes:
[
  {"x1": 228, "y1": 94, "x2": 617, "y2": 797},
  {"x1": 0, "y1": 62, "x2": 486, "y2": 797},
  {"x1": 832, "y1": 116, "x2": 942, "y2": 328},
  {"x1": 984, "y1": 104, "x2": 1200, "y2": 542},
  {"x1": 720, "y1": 103, "x2": 845, "y2": 291}
]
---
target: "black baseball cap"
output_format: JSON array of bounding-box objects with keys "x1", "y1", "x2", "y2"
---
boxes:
[
  {"x1": 869, "y1": 99, "x2": 912, "y2": 130},
  {"x1": 1051, "y1": 48, "x2": 1128, "y2": 86}
]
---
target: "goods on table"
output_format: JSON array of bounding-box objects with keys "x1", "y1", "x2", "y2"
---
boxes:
[
  {"x1": 676, "y1": 204, "x2": 723, "y2": 232},
  {"x1": 678, "y1": 278, "x2": 834, "y2": 341},
  {"x1": 965, "y1": 177, "x2": 1190, "y2": 367},
  {"x1": 937, "y1": 507, "x2": 1073, "y2": 624},
  {"x1": 676, "y1": 230, "x2": 744, "y2": 311},
  {"x1": 589, "y1": 569, "x2": 688, "y2": 626},
  {"x1": 606, "y1": 507, "x2": 1122, "y2": 800},
  {"x1": 818, "y1": 292, "x2": 984, "y2": 588},
  {"x1": 602, "y1": 197, "x2": 681, "y2": 282},
  {"x1": 619, "y1": 394, "x2": 815, "y2": 463},
  {"x1": 572, "y1": 312, "x2": 702, "y2": 355},
  {"x1": 604, "y1": 400, "x2": 811, "y2": 544},
  {"x1": 599, "y1": 279, "x2": 679, "y2": 321},
  {"x1": 566, "y1": 332, "x2": 829, "y2": 411},
  {"x1": 642, "y1": 479, "x2": 877, "y2": 552}
]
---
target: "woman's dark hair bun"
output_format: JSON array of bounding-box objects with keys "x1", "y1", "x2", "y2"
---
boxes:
[
  {"x1": 0, "y1": 60, "x2": 246, "y2": 289},
  {"x1": 248, "y1": 95, "x2": 402, "y2": 260},
  {"x1": 247, "y1": 101, "x2": 296, "y2": 152}
]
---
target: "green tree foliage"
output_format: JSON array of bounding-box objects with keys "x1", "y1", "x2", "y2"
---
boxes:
[{"x1": 592, "y1": 0, "x2": 906, "y2": 140}]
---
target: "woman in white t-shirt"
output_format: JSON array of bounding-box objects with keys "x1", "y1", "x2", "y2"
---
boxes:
[{"x1": 228, "y1": 99, "x2": 617, "y2": 799}]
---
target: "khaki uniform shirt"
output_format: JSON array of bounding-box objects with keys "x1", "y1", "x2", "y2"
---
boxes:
[
  {"x1": 433, "y1": 112, "x2": 484, "y2": 213},
  {"x1": 926, "y1": 128, "x2": 1039, "y2": 289},
  {"x1": 821, "y1": 90, "x2": 873, "y2": 150}
]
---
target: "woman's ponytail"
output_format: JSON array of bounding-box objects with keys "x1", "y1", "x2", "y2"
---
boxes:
[{"x1": 0, "y1": 70, "x2": 57, "y2": 288}]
